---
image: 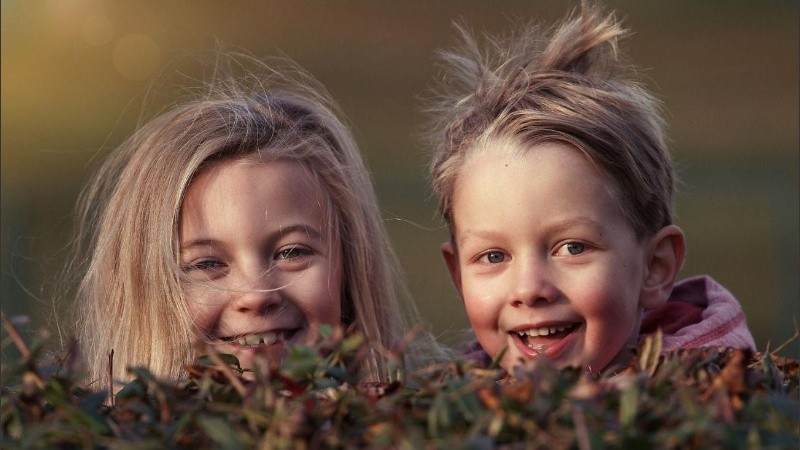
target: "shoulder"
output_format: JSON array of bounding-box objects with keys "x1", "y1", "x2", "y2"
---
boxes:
[
  {"x1": 642, "y1": 275, "x2": 756, "y2": 351},
  {"x1": 669, "y1": 275, "x2": 736, "y2": 307}
]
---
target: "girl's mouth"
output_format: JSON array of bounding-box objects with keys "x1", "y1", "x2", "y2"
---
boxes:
[{"x1": 220, "y1": 328, "x2": 300, "y2": 348}]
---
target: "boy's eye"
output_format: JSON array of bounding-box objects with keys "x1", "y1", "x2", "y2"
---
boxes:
[
  {"x1": 481, "y1": 251, "x2": 506, "y2": 264},
  {"x1": 555, "y1": 242, "x2": 586, "y2": 256}
]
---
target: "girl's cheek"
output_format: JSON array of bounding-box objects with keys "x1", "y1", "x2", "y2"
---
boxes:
[{"x1": 185, "y1": 289, "x2": 222, "y2": 332}]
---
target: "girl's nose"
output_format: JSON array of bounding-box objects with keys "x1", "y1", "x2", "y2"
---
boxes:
[
  {"x1": 509, "y1": 258, "x2": 558, "y2": 307},
  {"x1": 232, "y1": 266, "x2": 282, "y2": 315}
]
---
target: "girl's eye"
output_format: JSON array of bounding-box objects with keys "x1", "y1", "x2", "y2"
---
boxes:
[
  {"x1": 184, "y1": 259, "x2": 226, "y2": 272},
  {"x1": 556, "y1": 242, "x2": 586, "y2": 256},
  {"x1": 481, "y1": 251, "x2": 507, "y2": 264},
  {"x1": 276, "y1": 245, "x2": 313, "y2": 260}
]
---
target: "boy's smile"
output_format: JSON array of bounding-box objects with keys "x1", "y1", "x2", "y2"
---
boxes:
[
  {"x1": 443, "y1": 138, "x2": 655, "y2": 373},
  {"x1": 511, "y1": 322, "x2": 582, "y2": 359}
]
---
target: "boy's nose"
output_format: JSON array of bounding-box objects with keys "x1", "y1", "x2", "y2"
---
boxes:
[{"x1": 509, "y1": 260, "x2": 558, "y2": 307}]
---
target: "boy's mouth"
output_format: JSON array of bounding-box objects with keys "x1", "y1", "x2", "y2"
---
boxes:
[{"x1": 513, "y1": 322, "x2": 580, "y2": 352}]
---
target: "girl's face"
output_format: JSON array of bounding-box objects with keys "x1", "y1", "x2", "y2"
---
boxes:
[
  {"x1": 179, "y1": 157, "x2": 342, "y2": 369},
  {"x1": 442, "y1": 140, "x2": 652, "y2": 373}
]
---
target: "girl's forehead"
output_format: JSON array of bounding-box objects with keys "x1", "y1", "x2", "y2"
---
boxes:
[
  {"x1": 197, "y1": 155, "x2": 314, "y2": 188},
  {"x1": 183, "y1": 157, "x2": 335, "y2": 219},
  {"x1": 179, "y1": 157, "x2": 339, "y2": 241}
]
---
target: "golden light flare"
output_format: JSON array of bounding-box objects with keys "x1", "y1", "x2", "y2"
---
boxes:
[
  {"x1": 112, "y1": 33, "x2": 161, "y2": 81},
  {"x1": 82, "y1": 13, "x2": 114, "y2": 47}
]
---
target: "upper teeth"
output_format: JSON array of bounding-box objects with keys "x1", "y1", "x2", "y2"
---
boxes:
[
  {"x1": 518, "y1": 325, "x2": 572, "y2": 338},
  {"x1": 236, "y1": 331, "x2": 285, "y2": 347}
]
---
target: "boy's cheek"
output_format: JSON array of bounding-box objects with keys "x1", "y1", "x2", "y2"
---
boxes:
[
  {"x1": 462, "y1": 291, "x2": 485, "y2": 323},
  {"x1": 462, "y1": 289, "x2": 501, "y2": 336}
]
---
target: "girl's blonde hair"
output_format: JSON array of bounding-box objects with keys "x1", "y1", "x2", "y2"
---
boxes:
[
  {"x1": 428, "y1": 3, "x2": 674, "y2": 240},
  {"x1": 69, "y1": 55, "x2": 432, "y2": 386}
]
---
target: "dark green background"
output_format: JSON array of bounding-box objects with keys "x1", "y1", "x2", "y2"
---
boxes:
[{"x1": 2, "y1": 1, "x2": 798, "y2": 354}]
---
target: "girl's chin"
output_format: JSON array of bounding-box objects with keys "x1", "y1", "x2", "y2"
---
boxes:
[{"x1": 209, "y1": 335, "x2": 298, "y2": 372}]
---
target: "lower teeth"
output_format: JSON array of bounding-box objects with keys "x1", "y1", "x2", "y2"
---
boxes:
[{"x1": 527, "y1": 343, "x2": 547, "y2": 352}]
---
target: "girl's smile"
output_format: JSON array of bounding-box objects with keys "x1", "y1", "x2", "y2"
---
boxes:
[
  {"x1": 218, "y1": 328, "x2": 299, "y2": 347},
  {"x1": 179, "y1": 157, "x2": 343, "y2": 369}
]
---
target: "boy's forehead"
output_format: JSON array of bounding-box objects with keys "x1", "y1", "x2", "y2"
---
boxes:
[
  {"x1": 468, "y1": 135, "x2": 526, "y2": 162},
  {"x1": 479, "y1": 137, "x2": 619, "y2": 188},
  {"x1": 452, "y1": 138, "x2": 633, "y2": 236},
  {"x1": 463, "y1": 136, "x2": 588, "y2": 176}
]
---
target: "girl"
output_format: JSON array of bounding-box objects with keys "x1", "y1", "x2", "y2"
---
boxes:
[{"x1": 67, "y1": 55, "x2": 437, "y2": 387}]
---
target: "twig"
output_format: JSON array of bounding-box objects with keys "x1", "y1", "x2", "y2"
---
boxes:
[
  {"x1": 54, "y1": 339, "x2": 78, "y2": 377},
  {"x1": 769, "y1": 328, "x2": 799, "y2": 357},
  {"x1": 571, "y1": 405, "x2": 592, "y2": 450},
  {"x1": 108, "y1": 350, "x2": 115, "y2": 406},
  {"x1": 205, "y1": 344, "x2": 248, "y2": 397},
  {"x1": 1, "y1": 311, "x2": 30, "y2": 359}
]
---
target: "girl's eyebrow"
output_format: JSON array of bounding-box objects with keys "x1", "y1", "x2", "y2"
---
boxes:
[
  {"x1": 276, "y1": 223, "x2": 322, "y2": 239},
  {"x1": 180, "y1": 224, "x2": 323, "y2": 252},
  {"x1": 180, "y1": 238, "x2": 219, "y2": 252}
]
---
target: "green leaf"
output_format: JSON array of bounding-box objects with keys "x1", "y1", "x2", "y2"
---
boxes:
[
  {"x1": 619, "y1": 383, "x2": 639, "y2": 428},
  {"x1": 197, "y1": 414, "x2": 242, "y2": 450},
  {"x1": 197, "y1": 353, "x2": 242, "y2": 370}
]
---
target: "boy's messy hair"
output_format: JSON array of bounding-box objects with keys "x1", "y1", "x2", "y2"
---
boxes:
[
  {"x1": 68, "y1": 53, "x2": 434, "y2": 386},
  {"x1": 427, "y1": 2, "x2": 673, "y2": 240}
]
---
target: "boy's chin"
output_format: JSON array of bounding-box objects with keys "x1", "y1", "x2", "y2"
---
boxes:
[
  {"x1": 502, "y1": 349, "x2": 634, "y2": 376},
  {"x1": 596, "y1": 348, "x2": 636, "y2": 375}
]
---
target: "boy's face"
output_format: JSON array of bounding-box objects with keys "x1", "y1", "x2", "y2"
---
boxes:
[
  {"x1": 179, "y1": 158, "x2": 342, "y2": 370},
  {"x1": 443, "y1": 139, "x2": 652, "y2": 373}
]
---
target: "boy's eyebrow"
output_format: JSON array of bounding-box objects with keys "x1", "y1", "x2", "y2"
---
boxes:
[
  {"x1": 457, "y1": 218, "x2": 605, "y2": 247},
  {"x1": 179, "y1": 224, "x2": 323, "y2": 251},
  {"x1": 457, "y1": 229, "x2": 504, "y2": 247},
  {"x1": 546, "y1": 217, "x2": 605, "y2": 234}
]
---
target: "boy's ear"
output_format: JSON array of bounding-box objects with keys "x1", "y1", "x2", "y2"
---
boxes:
[
  {"x1": 441, "y1": 241, "x2": 463, "y2": 298},
  {"x1": 640, "y1": 225, "x2": 686, "y2": 310}
]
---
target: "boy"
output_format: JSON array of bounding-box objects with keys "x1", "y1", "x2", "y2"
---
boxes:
[{"x1": 427, "y1": 5, "x2": 755, "y2": 373}]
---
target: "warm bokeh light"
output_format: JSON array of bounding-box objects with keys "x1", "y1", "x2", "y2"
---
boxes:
[
  {"x1": 1, "y1": 1, "x2": 798, "y2": 355},
  {"x1": 81, "y1": 13, "x2": 114, "y2": 47},
  {"x1": 112, "y1": 34, "x2": 161, "y2": 81}
]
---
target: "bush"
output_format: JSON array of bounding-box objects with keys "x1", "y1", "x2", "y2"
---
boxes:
[{"x1": 2, "y1": 315, "x2": 798, "y2": 449}]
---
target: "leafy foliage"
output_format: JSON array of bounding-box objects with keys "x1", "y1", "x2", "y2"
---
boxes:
[{"x1": 2, "y1": 316, "x2": 798, "y2": 449}]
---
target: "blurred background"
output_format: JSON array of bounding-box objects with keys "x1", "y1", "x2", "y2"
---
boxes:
[{"x1": 2, "y1": 1, "x2": 798, "y2": 356}]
